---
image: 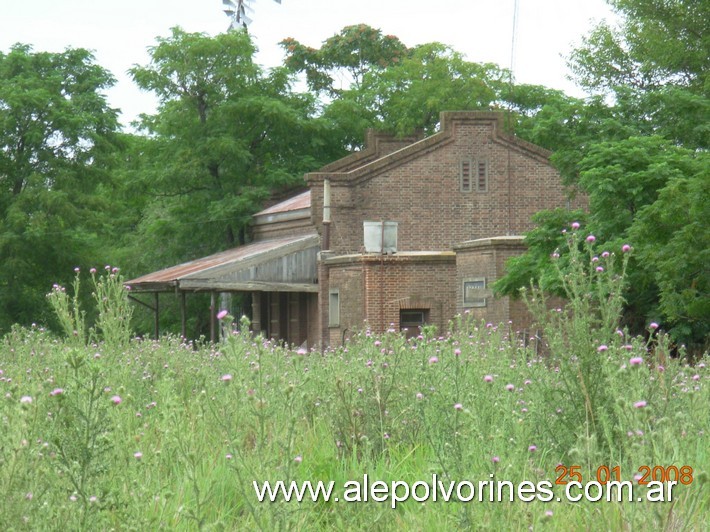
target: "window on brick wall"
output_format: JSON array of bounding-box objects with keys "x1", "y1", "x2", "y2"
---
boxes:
[
  {"x1": 463, "y1": 278, "x2": 487, "y2": 307},
  {"x1": 400, "y1": 309, "x2": 429, "y2": 339},
  {"x1": 460, "y1": 158, "x2": 472, "y2": 192},
  {"x1": 476, "y1": 160, "x2": 488, "y2": 192},
  {"x1": 460, "y1": 159, "x2": 488, "y2": 192},
  {"x1": 328, "y1": 289, "x2": 340, "y2": 327}
]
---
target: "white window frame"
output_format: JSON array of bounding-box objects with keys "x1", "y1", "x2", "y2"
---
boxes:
[
  {"x1": 463, "y1": 277, "x2": 487, "y2": 307},
  {"x1": 328, "y1": 289, "x2": 340, "y2": 327}
]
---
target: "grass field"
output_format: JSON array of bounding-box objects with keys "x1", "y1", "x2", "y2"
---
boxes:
[{"x1": 1, "y1": 238, "x2": 708, "y2": 530}]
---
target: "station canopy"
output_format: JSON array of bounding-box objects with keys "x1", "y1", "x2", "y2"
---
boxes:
[{"x1": 125, "y1": 233, "x2": 320, "y2": 294}]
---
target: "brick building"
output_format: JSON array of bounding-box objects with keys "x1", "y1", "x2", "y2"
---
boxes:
[{"x1": 127, "y1": 111, "x2": 580, "y2": 347}]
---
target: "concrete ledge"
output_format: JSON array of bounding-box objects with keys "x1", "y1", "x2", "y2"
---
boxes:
[
  {"x1": 454, "y1": 236, "x2": 526, "y2": 251},
  {"x1": 323, "y1": 251, "x2": 456, "y2": 266}
]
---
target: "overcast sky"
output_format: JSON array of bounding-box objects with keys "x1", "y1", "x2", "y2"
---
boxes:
[{"x1": 1, "y1": 0, "x2": 615, "y2": 128}]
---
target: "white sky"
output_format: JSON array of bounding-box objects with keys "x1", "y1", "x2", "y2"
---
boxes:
[{"x1": 1, "y1": 0, "x2": 615, "y2": 129}]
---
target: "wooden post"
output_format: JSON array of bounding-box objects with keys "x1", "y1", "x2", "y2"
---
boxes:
[
  {"x1": 180, "y1": 291, "x2": 187, "y2": 339},
  {"x1": 251, "y1": 291, "x2": 261, "y2": 333},
  {"x1": 154, "y1": 292, "x2": 160, "y2": 340},
  {"x1": 210, "y1": 292, "x2": 216, "y2": 343}
]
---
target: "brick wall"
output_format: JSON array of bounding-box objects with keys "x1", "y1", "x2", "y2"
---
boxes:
[
  {"x1": 307, "y1": 111, "x2": 587, "y2": 348},
  {"x1": 323, "y1": 253, "x2": 456, "y2": 345},
  {"x1": 455, "y1": 237, "x2": 527, "y2": 327},
  {"x1": 308, "y1": 112, "x2": 584, "y2": 256},
  {"x1": 326, "y1": 263, "x2": 365, "y2": 346}
]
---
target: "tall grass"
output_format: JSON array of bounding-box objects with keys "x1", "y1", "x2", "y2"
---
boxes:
[{"x1": 0, "y1": 235, "x2": 707, "y2": 530}]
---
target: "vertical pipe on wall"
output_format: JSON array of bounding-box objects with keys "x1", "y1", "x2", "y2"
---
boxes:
[{"x1": 322, "y1": 178, "x2": 331, "y2": 250}]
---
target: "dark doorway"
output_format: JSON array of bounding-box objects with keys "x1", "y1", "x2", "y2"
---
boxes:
[{"x1": 400, "y1": 309, "x2": 429, "y2": 339}]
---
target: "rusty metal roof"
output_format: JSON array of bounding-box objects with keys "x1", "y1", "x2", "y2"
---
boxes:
[
  {"x1": 256, "y1": 190, "x2": 311, "y2": 216},
  {"x1": 126, "y1": 234, "x2": 318, "y2": 292}
]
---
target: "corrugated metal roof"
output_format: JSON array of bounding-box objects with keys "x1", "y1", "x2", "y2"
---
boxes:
[
  {"x1": 256, "y1": 190, "x2": 311, "y2": 216},
  {"x1": 126, "y1": 234, "x2": 318, "y2": 291}
]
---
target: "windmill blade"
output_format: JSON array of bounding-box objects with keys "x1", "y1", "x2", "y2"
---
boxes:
[{"x1": 223, "y1": 0, "x2": 281, "y2": 28}]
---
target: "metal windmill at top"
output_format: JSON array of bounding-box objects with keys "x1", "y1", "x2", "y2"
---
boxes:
[{"x1": 223, "y1": 0, "x2": 281, "y2": 30}]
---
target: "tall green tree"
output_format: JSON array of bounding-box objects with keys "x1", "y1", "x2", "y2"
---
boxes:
[
  {"x1": 364, "y1": 42, "x2": 507, "y2": 136},
  {"x1": 281, "y1": 24, "x2": 409, "y2": 97},
  {"x1": 496, "y1": 0, "x2": 709, "y2": 351},
  {"x1": 0, "y1": 45, "x2": 120, "y2": 333},
  {"x1": 282, "y1": 25, "x2": 520, "y2": 147},
  {"x1": 128, "y1": 28, "x2": 343, "y2": 270}
]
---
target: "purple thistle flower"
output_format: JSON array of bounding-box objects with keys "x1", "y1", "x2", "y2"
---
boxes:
[
  {"x1": 633, "y1": 400, "x2": 647, "y2": 409},
  {"x1": 216, "y1": 310, "x2": 228, "y2": 320},
  {"x1": 586, "y1": 235, "x2": 596, "y2": 243}
]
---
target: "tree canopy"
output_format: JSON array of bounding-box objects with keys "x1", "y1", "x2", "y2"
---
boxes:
[
  {"x1": 0, "y1": 3, "x2": 707, "y2": 346},
  {"x1": 127, "y1": 28, "x2": 344, "y2": 271},
  {"x1": 495, "y1": 0, "x2": 709, "y2": 351},
  {"x1": 0, "y1": 44, "x2": 121, "y2": 332}
]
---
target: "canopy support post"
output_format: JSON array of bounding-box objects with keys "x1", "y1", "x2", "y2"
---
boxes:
[
  {"x1": 154, "y1": 292, "x2": 160, "y2": 340},
  {"x1": 210, "y1": 292, "x2": 216, "y2": 343},
  {"x1": 180, "y1": 290, "x2": 187, "y2": 340}
]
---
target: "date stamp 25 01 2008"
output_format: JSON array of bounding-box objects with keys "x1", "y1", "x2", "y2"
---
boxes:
[{"x1": 555, "y1": 465, "x2": 694, "y2": 486}]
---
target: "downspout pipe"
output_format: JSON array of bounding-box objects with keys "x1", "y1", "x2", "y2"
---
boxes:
[{"x1": 322, "y1": 178, "x2": 331, "y2": 251}]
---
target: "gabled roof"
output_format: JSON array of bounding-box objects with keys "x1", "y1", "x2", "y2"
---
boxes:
[
  {"x1": 306, "y1": 111, "x2": 553, "y2": 187},
  {"x1": 126, "y1": 233, "x2": 319, "y2": 293},
  {"x1": 255, "y1": 190, "x2": 311, "y2": 216}
]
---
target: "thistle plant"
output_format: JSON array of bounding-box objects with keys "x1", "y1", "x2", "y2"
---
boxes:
[
  {"x1": 47, "y1": 266, "x2": 133, "y2": 350},
  {"x1": 89, "y1": 266, "x2": 133, "y2": 350},
  {"x1": 523, "y1": 223, "x2": 634, "y2": 459},
  {"x1": 46, "y1": 271, "x2": 87, "y2": 347}
]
